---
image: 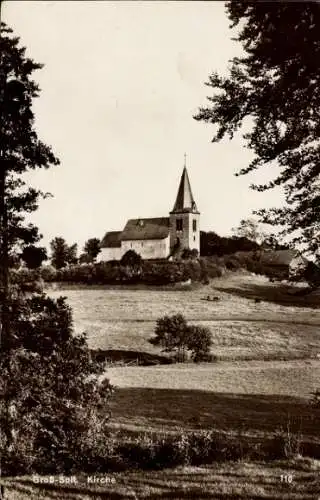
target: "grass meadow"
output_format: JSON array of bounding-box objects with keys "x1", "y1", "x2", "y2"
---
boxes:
[
  {"x1": 48, "y1": 273, "x2": 320, "y2": 361},
  {"x1": 9, "y1": 273, "x2": 317, "y2": 498},
  {"x1": 3, "y1": 458, "x2": 320, "y2": 499},
  {"x1": 47, "y1": 273, "x2": 320, "y2": 439}
]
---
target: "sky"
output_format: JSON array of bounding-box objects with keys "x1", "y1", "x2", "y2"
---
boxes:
[{"x1": 3, "y1": 1, "x2": 283, "y2": 251}]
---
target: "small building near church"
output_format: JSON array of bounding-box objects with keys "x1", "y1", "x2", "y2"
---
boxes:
[
  {"x1": 98, "y1": 166, "x2": 200, "y2": 261},
  {"x1": 259, "y1": 249, "x2": 308, "y2": 279}
]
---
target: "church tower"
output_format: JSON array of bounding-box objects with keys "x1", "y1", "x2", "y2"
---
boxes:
[{"x1": 169, "y1": 160, "x2": 200, "y2": 255}]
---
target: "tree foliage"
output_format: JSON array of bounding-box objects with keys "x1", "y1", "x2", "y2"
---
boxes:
[
  {"x1": 200, "y1": 230, "x2": 259, "y2": 256},
  {"x1": 195, "y1": 3, "x2": 320, "y2": 262},
  {"x1": 83, "y1": 237, "x2": 101, "y2": 263},
  {"x1": 121, "y1": 249, "x2": 142, "y2": 268},
  {"x1": 67, "y1": 242, "x2": 78, "y2": 266},
  {"x1": 232, "y1": 218, "x2": 266, "y2": 244},
  {"x1": 120, "y1": 249, "x2": 143, "y2": 280},
  {"x1": 0, "y1": 24, "x2": 113, "y2": 474},
  {"x1": 181, "y1": 248, "x2": 199, "y2": 260},
  {"x1": 0, "y1": 24, "x2": 59, "y2": 258},
  {"x1": 150, "y1": 314, "x2": 212, "y2": 362},
  {"x1": 0, "y1": 293, "x2": 113, "y2": 473},
  {"x1": 50, "y1": 237, "x2": 78, "y2": 269},
  {"x1": 21, "y1": 244, "x2": 47, "y2": 269}
]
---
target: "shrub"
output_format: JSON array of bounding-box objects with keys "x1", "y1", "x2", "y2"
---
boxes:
[
  {"x1": 120, "y1": 249, "x2": 142, "y2": 268},
  {"x1": 150, "y1": 314, "x2": 212, "y2": 362},
  {"x1": 142, "y1": 261, "x2": 187, "y2": 285},
  {"x1": 0, "y1": 294, "x2": 113, "y2": 475},
  {"x1": 40, "y1": 264, "x2": 57, "y2": 282},
  {"x1": 120, "y1": 250, "x2": 143, "y2": 281},
  {"x1": 224, "y1": 256, "x2": 241, "y2": 270},
  {"x1": 183, "y1": 260, "x2": 202, "y2": 281},
  {"x1": 187, "y1": 325, "x2": 212, "y2": 361},
  {"x1": 77, "y1": 425, "x2": 124, "y2": 473},
  {"x1": 114, "y1": 429, "x2": 260, "y2": 470},
  {"x1": 264, "y1": 422, "x2": 303, "y2": 460},
  {"x1": 200, "y1": 257, "x2": 224, "y2": 279},
  {"x1": 10, "y1": 267, "x2": 43, "y2": 294},
  {"x1": 181, "y1": 248, "x2": 199, "y2": 260}
]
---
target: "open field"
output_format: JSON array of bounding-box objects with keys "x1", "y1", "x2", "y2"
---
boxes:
[
  {"x1": 107, "y1": 360, "x2": 320, "y2": 437},
  {"x1": 47, "y1": 273, "x2": 320, "y2": 437},
  {"x1": 3, "y1": 459, "x2": 320, "y2": 499},
  {"x1": 48, "y1": 273, "x2": 320, "y2": 361},
  {"x1": 48, "y1": 273, "x2": 320, "y2": 440},
  {"x1": 7, "y1": 275, "x2": 319, "y2": 498}
]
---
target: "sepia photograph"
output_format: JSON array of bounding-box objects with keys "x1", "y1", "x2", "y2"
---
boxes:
[{"x1": 0, "y1": 1, "x2": 319, "y2": 498}]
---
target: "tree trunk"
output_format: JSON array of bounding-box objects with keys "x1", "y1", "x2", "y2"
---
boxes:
[{"x1": 0, "y1": 39, "x2": 13, "y2": 463}]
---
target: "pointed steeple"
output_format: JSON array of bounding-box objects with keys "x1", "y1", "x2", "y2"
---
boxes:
[{"x1": 171, "y1": 160, "x2": 198, "y2": 213}]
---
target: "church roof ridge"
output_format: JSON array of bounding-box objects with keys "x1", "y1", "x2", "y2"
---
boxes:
[{"x1": 121, "y1": 217, "x2": 170, "y2": 241}]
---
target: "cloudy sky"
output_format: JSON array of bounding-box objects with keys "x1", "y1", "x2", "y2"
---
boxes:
[{"x1": 3, "y1": 1, "x2": 282, "y2": 250}]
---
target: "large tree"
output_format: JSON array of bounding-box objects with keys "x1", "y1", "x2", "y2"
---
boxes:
[
  {"x1": 0, "y1": 23, "x2": 112, "y2": 474},
  {"x1": 83, "y1": 237, "x2": 101, "y2": 263},
  {"x1": 0, "y1": 21, "x2": 59, "y2": 337},
  {"x1": 232, "y1": 218, "x2": 266, "y2": 244},
  {"x1": 50, "y1": 237, "x2": 78, "y2": 269},
  {"x1": 195, "y1": 2, "x2": 320, "y2": 263}
]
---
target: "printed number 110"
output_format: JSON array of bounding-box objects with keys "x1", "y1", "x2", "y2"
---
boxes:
[{"x1": 280, "y1": 474, "x2": 293, "y2": 483}]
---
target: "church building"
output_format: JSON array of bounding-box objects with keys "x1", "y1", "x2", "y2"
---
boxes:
[{"x1": 98, "y1": 165, "x2": 200, "y2": 261}]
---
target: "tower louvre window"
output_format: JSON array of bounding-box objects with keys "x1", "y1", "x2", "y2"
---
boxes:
[
  {"x1": 176, "y1": 219, "x2": 183, "y2": 231},
  {"x1": 193, "y1": 219, "x2": 197, "y2": 232}
]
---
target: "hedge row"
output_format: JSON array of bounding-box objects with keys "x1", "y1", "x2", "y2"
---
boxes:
[
  {"x1": 40, "y1": 259, "x2": 223, "y2": 285},
  {"x1": 4, "y1": 426, "x2": 319, "y2": 475},
  {"x1": 15, "y1": 252, "x2": 290, "y2": 287}
]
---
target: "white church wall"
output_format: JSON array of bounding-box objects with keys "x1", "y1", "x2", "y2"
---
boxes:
[
  {"x1": 97, "y1": 247, "x2": 124, "y2": 262},
  {"x1": 121, "y1": 236, "x2": 170, "y2": 260}
]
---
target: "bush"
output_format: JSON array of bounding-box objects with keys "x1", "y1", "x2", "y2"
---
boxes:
[
  {"x1": 142, "y1": 261, "x2": 187, "y2": 285},
  {"x1": 183, "y1": 260, "x2": 202, "y2": 281},
  {"x1": 114, "y1": 429, "x2": 260, "y2": 470},
  {"x1": 0, "y1": 294, "x2": 113, "y2": 475},
  {"x1": 263, "y1": 421, "x2": 303, "y2": 460},
  {"x1": 187, "y1": 325, "x2": 212, "y2": 361},
  {"x1": 200, "y1": 257, "x2": 224, "y2": 279},
  {"x1": 224, "y1": 256, "x2": 241, "y2": 270},
  {"x1": 10, "y1": 267, "x2": 43, "y2": 294},
  {"x1": 181, "y1": 248, "x2": 199, "y2": 260},
  {"x1": 40, "y1": 264, "x2": 57, "y2": 282},
  {"x1": 120, "y1": 249, "x2": 142, "y2": 268},
  {"x1": 150, "y1": 314, "x2": 212, "y2": 362}
]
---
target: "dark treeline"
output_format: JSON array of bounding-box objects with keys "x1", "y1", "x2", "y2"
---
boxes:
[{"x1": 200, "y1": 231, "x2": 260, "y2": 257}]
